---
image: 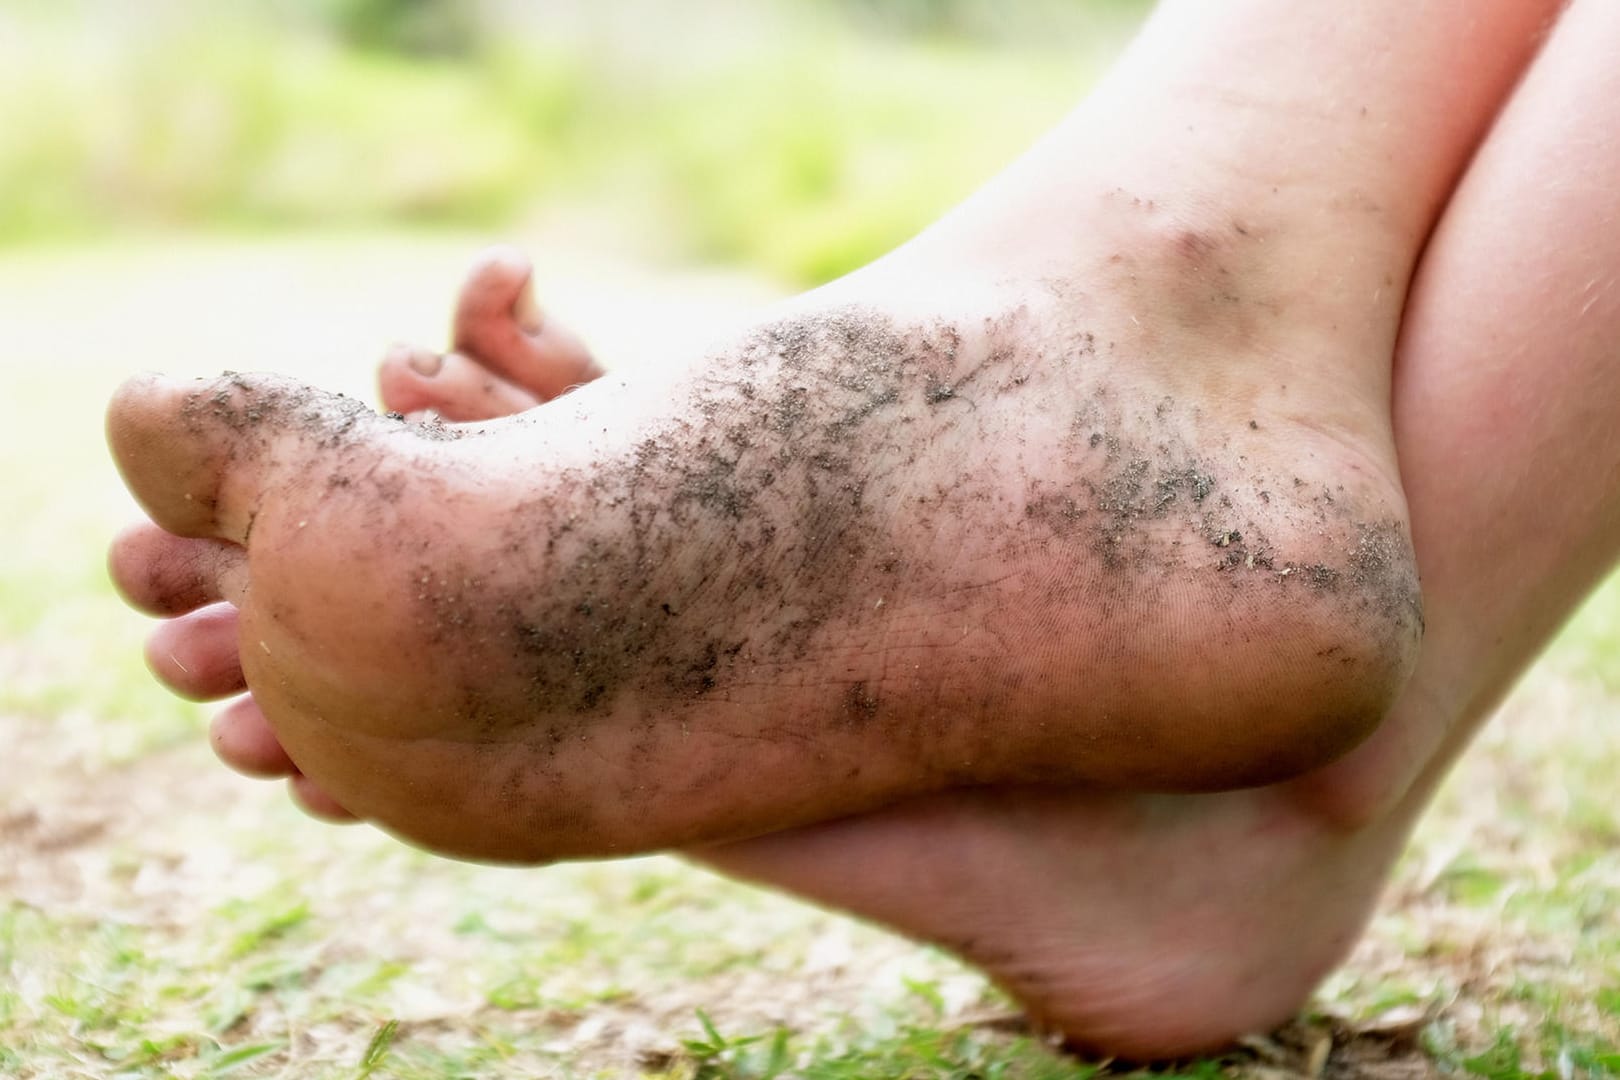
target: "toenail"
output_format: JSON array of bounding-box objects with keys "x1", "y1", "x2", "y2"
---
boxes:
[
  {"x1": 514, "y1": 286, "x2": 545, "y2": 335},
  {"x1": 409, "y1": 350, "x2": 443, "y2": 377}
]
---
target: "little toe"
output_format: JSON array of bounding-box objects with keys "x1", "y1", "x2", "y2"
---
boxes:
[
  {"x1": 452, "y1": 245, "x2": 603, "y2": 401},
  {"x1": 378, "y1": 343, "x2": 540, "y2": 421},
  {"x1": 290, "y1": 773, "x2": 359, "y2": 823},
  {"x1": 145, "y1": 602, "x2": 245, "y2": 701},
  {"x1": 109, "y1": 521, "x2": 246, "y2": 616},
  {"x1": 211, "y1": 695, "x2": 298, "y2": 778}
]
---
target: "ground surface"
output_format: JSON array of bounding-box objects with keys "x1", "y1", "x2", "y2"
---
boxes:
[{"x1": 3, "y1": 237, "x2": 1619, "y2": 1079}]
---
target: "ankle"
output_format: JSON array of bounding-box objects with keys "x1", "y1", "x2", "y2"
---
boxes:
[{"x1": 907, "y1": 131, "x2": 1411, "y2": 372}]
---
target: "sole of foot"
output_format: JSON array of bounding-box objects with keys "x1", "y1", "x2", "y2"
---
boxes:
[{"x1": 109, "y1": 191, "x2": 1421, "y2": 864}]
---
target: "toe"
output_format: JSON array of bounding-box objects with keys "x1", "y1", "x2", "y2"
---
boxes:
[
  {"x1": 378, "y1": 344, "x2": 540, "y2": 421},
  {"x1": 208, "y1": 688, "x2": 357, "y2": 821},
  {"x1": 108, "y1": 372, "x2": 232, "y2": 539},
  {"x1": 109, "y1": 521, "x2": 246, "y2": 616},
  {"x1": 107, "y1": 371, "x2": 382, "y2": 542},
  {"x1": 145, "y1": 602, "x2": 246, "y2": 701},
  {"x1": 290, "y1": 773, "x2": 358, "y2": 823},
  {"x1": 452, "y1": 245, "x2": 603, "y2": 401},
  {"x1": 210, "y1": 695, "x2": 298, "y2": 778}
]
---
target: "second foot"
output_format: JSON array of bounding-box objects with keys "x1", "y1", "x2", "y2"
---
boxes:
[{"x1": 698, "y1": 779, "x2": 1417, "y2": 1059}]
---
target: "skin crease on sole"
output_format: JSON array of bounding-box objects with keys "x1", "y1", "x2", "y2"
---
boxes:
[{"x1": 105, "y1": 0, "x2": 1586, "y2": 1056}]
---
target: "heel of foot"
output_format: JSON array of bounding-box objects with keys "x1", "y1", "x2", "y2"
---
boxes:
[
  {"x1": 1015, "y1": 440, "x2": 1423, "y2": 792},
  {"x1": 1184, "y1": 518, "x2": 1423, "y2": 789}
]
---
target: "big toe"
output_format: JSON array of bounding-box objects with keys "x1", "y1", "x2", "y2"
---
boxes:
[
  {"x1": 107, "y1": 372, "x2": 380, "y2": 542},
  {"x1": 108, "y1": 373, "x2": 221, "y2": 538},
  {"x1": 452, "y1": 244, "x2": 602, "y2": 401}
]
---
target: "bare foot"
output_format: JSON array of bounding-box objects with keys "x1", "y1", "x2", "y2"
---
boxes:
[
  {"x1": 106, "y1": 0, "x2": 1557, "y2": 1053},
  {"x1": 108, "y1": 176, "x2": 1425, "y2": 856}
]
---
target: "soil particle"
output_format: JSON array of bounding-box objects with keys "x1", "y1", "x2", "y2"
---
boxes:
[
  {"x1": 1347, "y1": 520, "x2": 1425, "y2": 630},
  {"x1": 845, "y1": 682, "x2": 880, "y2": 725},
  {"x1": 1023, "y1": 490, "x2": 1087, "y2": 532},
  {"x1": 1154, "y1": 464, "x2": 1215, "y2": 509},
  {"x1": 1098, "y1": 457, "x2": 1151, "y2": 517},
  {"x1": 923, "y1": 377, "x2": 957, "y2": 405},
  {"x1": 183, "y1": 372, "x2": 463, "y2": 448},
  {"x1": 1301, "y1": 564, "x2": 1341, "y2": 590}
]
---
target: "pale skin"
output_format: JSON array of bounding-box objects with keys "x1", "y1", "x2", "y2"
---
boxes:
[{"x1": 106, "y1": 0, "x2": 1620, "y2": 1057}]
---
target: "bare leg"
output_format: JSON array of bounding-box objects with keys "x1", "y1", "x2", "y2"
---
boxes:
[
  {"x1": 1317, "y1": 0, "x2": 1620, "y2": 820},
  {"x1": 363, "y1": 57, "x2": 1620, "y2": 1042}
]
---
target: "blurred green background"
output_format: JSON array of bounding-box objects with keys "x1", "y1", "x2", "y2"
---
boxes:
[{"x1": 0, "y1": 0, "x2": 1145, "y2": 282}]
